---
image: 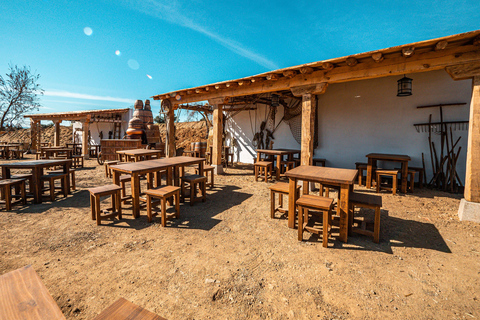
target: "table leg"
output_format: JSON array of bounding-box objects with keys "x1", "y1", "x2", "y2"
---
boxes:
[
  {"x1": 113, "y1": 171, "x2": 120, "y2": 186},
  {"x1": 276, "y1": 155, "x2": 281, "y2": 180},
  {"x1": 173, "y1": 166, "x2": 180, "y2": 186},
  {"x1": 65, "y1": 162, "x2": 71, "y2": 194},
  {"x1": 288, "y1": 177, "x2": 298, "y2": 229},
  {"x1": 33, "y1": 168, "x2": 42, "y2": 203},
  {"x1": 366, "y1": 158, "x2": 373, "y2": 189},
  {"x1": 198, "y1": 160, "x2": 204, "y2": 176},
  {"x1": 339, "y1": 184, "x2": 350, "y2": 243},
  {"x1": 131, "y1": 173, "x2": 140, "y2": 218},
  {"x1": 401, "y1": 161, "x2": 408, "y2": 193}
]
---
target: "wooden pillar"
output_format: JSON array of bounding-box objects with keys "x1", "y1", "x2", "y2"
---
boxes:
[
  {"x1": 82, "y1": 119, "x2": 90, "y2": 159},
  {"x1": 300, "y1": 93, "x2": 316, "y2": 167},
  {"x1": 465, "y1": 76, "x2": 480, "y2": 203},
  {"x1": 54, "y1": 120, "x2": 61, "y2": 146},
  {"x1": 37, "y1": 121, "x2": 42, "y2": 148},
  {"x1": 30, "y1": 119, "x2": 37, "y2": 152},
  {"x1": 210, "y1": 99, "x2": 224, "y2": 174},
  {"x1": 165, "y1": 104, "x2": 176, "y2": 157}
]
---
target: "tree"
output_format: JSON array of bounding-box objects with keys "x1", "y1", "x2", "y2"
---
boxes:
[{"x1": 0, "y1": 64, "x2": 43, "y2": 130}]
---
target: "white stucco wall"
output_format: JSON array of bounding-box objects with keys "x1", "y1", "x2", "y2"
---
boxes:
[{"x1": 225, "y1": 70, "x2": 472, "y2": 184}]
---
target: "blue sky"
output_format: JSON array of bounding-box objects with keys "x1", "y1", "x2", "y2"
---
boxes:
[{"x1": 1, "y1": 0, "x2": 479, "y2": 123}]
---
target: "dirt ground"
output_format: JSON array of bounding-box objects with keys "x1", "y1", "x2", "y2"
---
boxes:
[{"x1": 0, "y1": 155, "x2": 479, "y2": 320}]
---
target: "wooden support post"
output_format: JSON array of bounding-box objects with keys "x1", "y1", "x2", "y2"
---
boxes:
[
  {"x1": 30, "y1": 119, "x2": 37, "y2": 152},
  {"x1": 210, "y1": 99, "x2": 225, "y2": 174},
  {"x1": 165, "y1": 103, "x2": 176, "y2": 157},
  {"x1": 465, "y1": 76, "x2": 480, "y2": 203},
  {"x1": 82, "y1": 119, "x2": 90, "y2": 160},
  {"x1": 37, "y1": 121, "x2": 42, "y2": 149},
  {"x1": 53, "y1": 120, "x2": 61, "y2": 146}
]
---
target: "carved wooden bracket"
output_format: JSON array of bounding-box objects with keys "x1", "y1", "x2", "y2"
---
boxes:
[{"x1": 445, "y1": 61, "x2": 480, "y2": 80}]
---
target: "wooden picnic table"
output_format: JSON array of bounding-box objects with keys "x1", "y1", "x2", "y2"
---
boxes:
[
  {"x1": 256, "y1": 149, "x2": 301, "y2": 180},
  {"x1": 110, "y1": 156, "x2": 205, "y2": 218},
  {"x1": 117, "y1": 149, "x2": 163, "y2": 162},
  {"x1": 285, "y1": 165, "x2": 357, "y2": 243},
  {"x1": 366, "y1": 153, "x2": 411, "y2": 193},
  {"x1": 1, "y1": 159, "x2": 72, "y2": 203},
  {"x1": 0, "y1": 265, "x2": 65, "y2": 319}
]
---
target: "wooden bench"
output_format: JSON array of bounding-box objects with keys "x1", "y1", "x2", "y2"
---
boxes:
[
  {"x1": 11, "y1": 173, "x2": 33, "y2": 194},
  {"x1": 0, "y1": 265, "x2": 66, "y2": 320},
  {"x1": 93, "y1": 297, "x2": 166, "y2": 320},
  {"x1": 376, "y1": 169, "x2": 399, "y2": 195},
  {"x1": 269, "y1": 182, "x2": 301, "y2": 219},
  {"x1": 297, "y1": 194, "x2": 334, "y2": 248},
  {"x1": 41, "y1": 173, "x2": 68, "y2": 201},
  {"x1": 180, "y1": 174, "x2": 207, "y2": 206},
  {"x1": 254, "y1": 161, "x2": 273, "y2": 182},
  {"x1": 145, "y1": 186, "x2": 180, "y2": 225},
  {"x1": 88, "y1": 184, "x2": 122, "y2": 225},
  {"x1": 48, "y1": 169, "x2": 76, "y2": 191},
  {"x1": 349, "y1": 192, "x2": 382, "y2": 243},
  {"x1": 0, "y1": 179, "x2": 26, "y2": 211}
]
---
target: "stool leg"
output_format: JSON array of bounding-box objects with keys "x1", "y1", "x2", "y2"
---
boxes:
[
  {"x1": 147, "y1": 194, "x2": 152, "y2": 223},
  {"x1": 175, "y1": 191, "x2": 180, "y2": 218},
  {"x1": 392, "y1": 176, "x2": 397, "y2": 195},
  {"x1": 374, "y1": 206, "x2": 380, "y2": 243},
  {"x1": 201, "y1": 181, "x2": 206, "y2": 202},
  {"x1": 323, "y1": 209, "x2": 329, "y2": 248},
  {"x1": 20, "y1": 181, "x2": 26, "y2": 205},
  {"x1": 95, "y1": 195, "x2": 101, "y2": 225},
  {"x1": 105, "y1": 164, "x2": 109, "y2": 178},
  {"x1": 190, "y1": 182, "x2": 195, "y2": 206},
  {"x1": 270, "y1": 190, "x2": 275, "y2": 218},
  {"x1": 297, "y1": 205, "x2": 304, "y2": 241},
  {"x1": 161, "y1": 197, "x2": 166, "y2": 227},
  {"x1": 5, "y1": 185, "x2": 12, "y2": 211},
  {"x1": 181, "y1": 181, "x2": 185, "y2": 203},
  {"x1": 254, "y1": 165, "x2": 258, "y2": 182},
  {"x1": 71, "y1": 172, "x2": 76, "y2": 191},
  {"x1": 117, "y1": 190, "x2": 122, "y2": 219},
  {"x1": 90, "y1": 193, "x2": 96, "y2": 220},
  {"x1": 62, "y1": 177, "x2": 68, "y2": 197},
  {"x1": 49, "y1": 179, "x2": 55, "y2": 201},
  {"x1": 376, "y1": 174, "x2": 381, "y2": 193}
]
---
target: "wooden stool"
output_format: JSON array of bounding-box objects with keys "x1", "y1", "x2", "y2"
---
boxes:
[
  {"x1": 407, "y1": 170, "x2": 416, "y2": 192},
  {"x1": 313, "y1": 158, "x2": 326, "y2": 167},
  {"x1": 0, "y1": 179, "x2": 26, "y2": 211},
  {"x1": 72, "y1": 155, "x2": 84, "y2": 168},
  {"x1": 376, "y1": 170, "x2": 399, "y2": 195},
  {"x1": 195, "y1": 165, "x2": 214, "y2": 188},
  {"x1": 105, "y1": 160, "x2": 119, "y2": 178},
  {"x1": 349, "y1": 192, "x2": 382, "y2": 243},
  {"x1": 355, "y1": 162, "x2": 368, "y2": 186},
  {"x1": 180, "y1": 174, "x2": 207, "y2": 206},
  {"x1": 88, "y1": 184, "x2": 122, "y2": 225},
  {"x1": 11, "y1": 173, "x2": 33, "y2": 194},
  {"x1": 41, "y1": 173, "x2": 68, "y2": 201},
  {"x1": 145, "y1": 186, "x2": 181, "y2": 225},
  {"x1": 269, "y1": 182, "x2": 301, "y2": 219},
  {"x1": 408, "y1": 166, "x2": 425, "y2": 189},
  {"x1": 280, "y1": 160, "x2": 295, "y2": 173},
  {"x1": 254, "y1": 161, "x2": 272, "y2": 182},
  {"x1": 119, "y1": 174, "x2": 132, "y2": 202},
  {"x1": 297, "y1": 194, "x2": 334, "y2": 248},
  {"x1": 48, "y1": 169, "x2": 76, "y2": 191}
]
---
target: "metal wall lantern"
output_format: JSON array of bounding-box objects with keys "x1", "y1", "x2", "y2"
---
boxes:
[{"x1": 397, "y1": 75, "x2": 413, "y2": 96}]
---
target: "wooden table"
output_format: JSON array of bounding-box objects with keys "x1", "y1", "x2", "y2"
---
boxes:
[
  {"x1": 117, "y1": 149, "x2": 163, "y2": 162},
  {"x1": 0, "y1": 265, "x2": 65, "y2": 319},
  {"x1": 42, "y1": 147, "x2": 73, "y2": 159},
  {"x1": 256, "y1": 149, "x2": 301, "y2": 180},
  {"x1": 285, "y1": 165, "x2": 357, "y2": 243},
  {"x1": 0, "y1": 144, "x2": 22, "y2": 159},
  {"x1": 93, "y1": 298, "x2": 166, "y2": 320},
  {"x1": 1, "y1": 159, "x2": 72, "y2": 203},
  {"x1": 366, "y1": 153, "x2": 411, "y2": 193},
  {"x1": 66, "y1": 143, "x2": 81, "y2": 155},
  {"x1": 110, "y1": 156, "x2": 205, "y2": 218}
]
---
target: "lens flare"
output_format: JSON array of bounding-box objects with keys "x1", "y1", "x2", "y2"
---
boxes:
[
  {"x1": 146, "y1": 74, "x2": 152, "y2": 79},
  {"x1": 127, "y1": 59, "x2": 139, "y2": 70},
  {"x1": 115, "y1": 50, "x2": 121, "y2": 56},
  {"x1": 83, "y1": 27, "x2": 93, "y2": 36}
]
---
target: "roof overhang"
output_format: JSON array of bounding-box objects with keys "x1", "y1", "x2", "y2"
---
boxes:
[
  {"x1": 24, "y1": 108, "x2": 131, "y2": 122},
  {"x1": 153, "y1": 30, "x2": 480, "y2": 106}
]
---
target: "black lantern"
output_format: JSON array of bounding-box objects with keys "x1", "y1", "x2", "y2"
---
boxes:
[
  {"x1": 397, "y1": 75, "x2": 413, "y2": 96},
  {"x1": 271, "y1": 94, "x2": 279, "y2": 107}
]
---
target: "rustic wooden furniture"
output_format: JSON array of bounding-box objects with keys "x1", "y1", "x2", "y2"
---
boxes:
[
  {"x1": 366, "y1": 153, "x2": 411, "y2": 193},
  {"x1": 355, "y1": 162, "x2": 368, "y2": 186},
  {"x1": 93, "y1": 297, "x2": 166, "y2": 320},
  {"x1": 145, "y1": 185, "x2": 180, "y2": 225},
  {"x1": 312, "y1": 158, "x2": 326, "y2": 167},
  {"x1": 1, "y1": 159, "x2": 72, "y2": 203},
  {"x1": 297, "y1": 194, "x2": 334, "y2": 247},
  {"x1": 0, "y1": 265, "x2": 66, "y2": 320},
  {"x1": 0, "y1": 144, "x2": 22, "y2": 160},
  {"x1": 269, "y1": 182, "x2": 301, "y2": 219},
  {"x1": 196, "y1": 165, "x2": 214, "y2": 188},
  {"x1": 11, "y1": 173, "x2": 33, "y2": 193},
  {"x1": 408, "y1": 166, "x2": 424, "y2": 188},
  {"x1": 256, "y1": 149, "x2": 301, "y2": 180},
  {"x1": 181, "y1": 174, "x2": 207, "y2": 205},
  {"x1": 88, "y1": 184, "x2": 122, "y2": 225},
  {"x1": 119, "y1": 174, "x2": 132, "y2": 202},
  {"x1": 0, "y1": 179, "x2": 26, "y2": 211},
  {"x1": 254, "y1": 161, "x2": 273, "y2": 182},
  {"x1": 72, "y1": 155, "x2": 84, "y2": 168},
  {"x1": 349, "y1": 192, "x2": 382, "y2": 243},
  {"x1": 42, "y1": 147, "x2": 73, "y2": 159},
  {"x1": 285, "y1": 165, "x2": 357, "y2": 243},
  {"x1": 110, "y1": 157, "x2": 204, "y2": 217},
  {"x1": 100, "y1": 139, "x2": 142, "y2": 162},
  {"x1": 376, "y1": 169, "x2": 399, "y2": 195},
  {"x1": 116, "y1": 149, "x2": 163, "y2": 162},
  {"x1": 41, "y1": 173, "x2": 68, "y2": 201},
  {"x1": 280, "y1": 160, "x2": 295, "y2": 173},
  {"x1": 105, "y1": 160, "x2": 119, "y2": 178},
  {"x1": 48, "y1": 169, "x2": 76, "y2": 191},
  {"x1": 223, "y1": 145, "x2": 234, "y2": 167}
]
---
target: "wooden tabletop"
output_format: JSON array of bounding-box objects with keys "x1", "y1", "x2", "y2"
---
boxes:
[
  {"x1": 0, "y1": 265, "x2": 65, "y2": 320},
  {"x1": 110, "y1": 156, "x2": 205, "y2": 174},
  {"x1": 1, "y1": 159, "x2": 72, "y2": 168},
  {"x1": 256, "y1": 149, "x2": 301, "y2": 155},
  {"x1": 285, "y1": 165, "x2": 357, "y2": 185},
  {"x1": 93, "y1": 298, "x2": 166, "y2": 320},
  {"x1": 366, "y1": 153, "x2": 411, "y2": 161},
  {"x1": 117, "y1": 149, "x2": 163, "y2": 156}
]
